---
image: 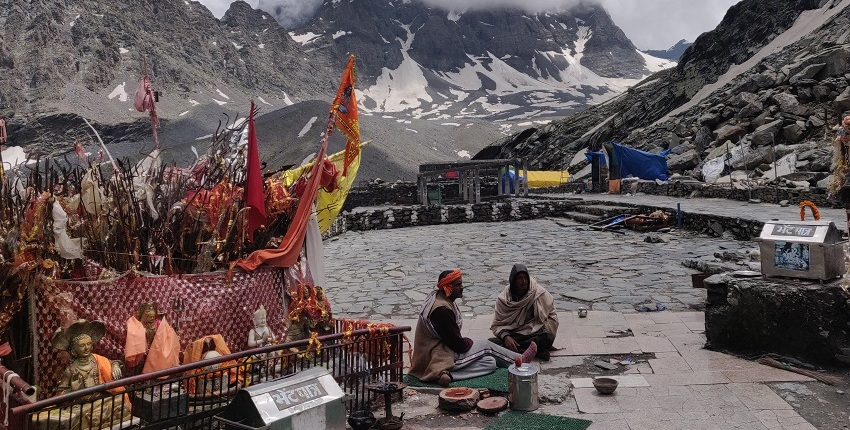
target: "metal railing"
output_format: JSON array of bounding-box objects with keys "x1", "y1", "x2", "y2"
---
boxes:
[{"x1": 2, "y1": 322, "x2": 410, "y2": 429}]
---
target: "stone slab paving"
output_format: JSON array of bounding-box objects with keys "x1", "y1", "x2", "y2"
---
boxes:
[
  {"x1": 325, "y1": 219, "x2": 748, "y2": 319},
  {"x1": 567, "y1": 193, "x2": 848, "y2": 232},
  {"x1": 387, "y1": 311, "x2": 817, "y2": 430},
  {"x1": 324, "y1": 196, "x2": 831, "y2": 429}
]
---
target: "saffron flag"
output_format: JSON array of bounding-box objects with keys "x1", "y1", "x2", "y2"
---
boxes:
[
  {"x1": 245, "y1": 102, "x2": 266, "y2": 241},
  {"x1": 281, "y1": 141, "x2": 368, "y2": 234},
  {"x1": 333, "y1": 55, "x2": 360, "y2": 177},
  {"x1": 238, "y1": 55, "x2": 368, "y2": 271}
]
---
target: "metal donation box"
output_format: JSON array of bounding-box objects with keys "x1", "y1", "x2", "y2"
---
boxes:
[
  {"x1": 758, "y1": 220, "x2": 845, "y2": 280},
  {"x1": 214, "y1": 367, "x2": 346, "y2": 430}
]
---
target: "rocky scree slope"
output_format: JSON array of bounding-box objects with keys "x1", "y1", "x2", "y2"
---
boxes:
[
  {"x1": 476, "y1": 0, "x2": 850, "y2": 191},
  {"x1": 0, "y1": 0, "x2": 334, "y2": 152}
]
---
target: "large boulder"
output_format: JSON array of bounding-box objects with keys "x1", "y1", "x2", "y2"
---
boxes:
[
  {"x1": 737, "y1": 102, "x2": 764, "y2": 119},
  {"x1": 771, "y1": 92, "x2": 808, "y2": 116},
  {"x1": 750, "y1": 119, "x2": 783, "y2": 146},
  {"x1": 667, "y1": 150, "x2": 699, "y2": 171},
  {"x1": 834, "y1": 87, "x2": 850, "y2": 113},
  {"x1": 715, "y1": 124, "x2": 748, "y2": 142},
  {"x1": 782, "y1": 123, "x2": 805, "y2": 143},
  {"x1": 789, "y1": 63, "x2": 826, "y2": 84}
]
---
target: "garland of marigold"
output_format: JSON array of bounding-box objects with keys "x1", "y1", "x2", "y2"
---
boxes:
[
  {"x1": 297, "y1": 331, "x2": 322, "y2": 360},
  {"x1": 340, "y1": 319, "x2": 395, "y2": 361},
  {"x1": 799, "y1": 200, "x2": 820, "y2": 221}
]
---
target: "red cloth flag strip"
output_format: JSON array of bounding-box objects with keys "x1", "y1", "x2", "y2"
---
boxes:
[
  {"x1": 245, "y1": 101, "x2": 267, "y2": 241},
  {"x1": 133, "y1": 74, "x2": 160, "y2": 149},
  {"x1": 235, "y1": 58, "x2": 358, "y2": 271},
  {"x1": 333, "y1": 55, "x2": 361, "y2": 177}
]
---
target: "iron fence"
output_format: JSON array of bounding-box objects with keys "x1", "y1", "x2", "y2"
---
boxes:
[{"x1": 2, "y1": 322, "x2": 410, "y2": 429}]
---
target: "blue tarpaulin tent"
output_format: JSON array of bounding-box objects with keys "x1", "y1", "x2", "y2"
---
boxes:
[
  {"x1": 585, "y1": 151, "x2": 607, "y2": 165},
  {"x1": 610, "y1": 142, "x2": 669, "y2": 181}
]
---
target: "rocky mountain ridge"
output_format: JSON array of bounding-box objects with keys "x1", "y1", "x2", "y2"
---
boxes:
[
  {"x1": 642, "y1": 40, "x2": 691, "y2": 61},
  {"x1": 477, "y1": 0, "x2": 850, "y2": 192},
  {"x1": 295, "y1": 0, "x2": 671, "y2": 121},
  {"x1": 0, "y1": 0, "x2": 672, "y2": 180}
]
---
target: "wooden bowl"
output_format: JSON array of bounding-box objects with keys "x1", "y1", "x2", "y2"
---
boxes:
[{"x1": 593, "y1": 377, "x2": 618, "y2": 395}]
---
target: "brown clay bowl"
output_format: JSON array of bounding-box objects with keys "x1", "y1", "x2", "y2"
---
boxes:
[{"x1": 593, "y1": 377, "x2": 618, "y2": 395}]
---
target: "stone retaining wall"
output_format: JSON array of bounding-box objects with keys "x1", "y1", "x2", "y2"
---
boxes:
[
  {"x1": 346, "y1": 180, "x2": 837, "y2": 210},
  {"x1": 325, "y1": 198, "x2": 768, "y2": 241},
  {"x1": 704, "y1": 276, "x2": 850, "y2": 365},
  {"x1": 628, "y1": 181, "x2": 833, "y2": 207}
]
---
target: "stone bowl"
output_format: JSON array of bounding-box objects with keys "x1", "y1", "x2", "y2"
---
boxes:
[
  {"x1": 348, "y1": 410, "x2": 377, "y2": 430},
  {"x1": 593, "y1": 377, "x2": 618, "y2": 395}
]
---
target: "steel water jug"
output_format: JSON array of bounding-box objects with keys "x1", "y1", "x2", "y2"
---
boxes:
[{"x1": 508, "y1": 362, "x2": 539, "y2": 411}]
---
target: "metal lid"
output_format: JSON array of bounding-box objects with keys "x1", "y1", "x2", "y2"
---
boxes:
[{"x1": 508, "y1": 363, "x2": 538, "y2": 376}]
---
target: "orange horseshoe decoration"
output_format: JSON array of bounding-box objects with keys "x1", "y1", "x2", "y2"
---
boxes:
[{"x1": 799, "y1": 200, "x2": 820, "y2": 221}]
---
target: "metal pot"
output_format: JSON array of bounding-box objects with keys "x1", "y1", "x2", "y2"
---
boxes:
[{"x1": 508, "y1": 363, "x2": 539, "y2": 411}]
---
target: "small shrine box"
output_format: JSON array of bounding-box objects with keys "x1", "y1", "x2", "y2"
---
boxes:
[
  {"x1": 214, "y1": 367, "x2": 345, "y2": 430},
  {"x1": 131, "y1": 385, "x2": 188, "y2": 423},
  {"x1": 758, "y1": 220, "x2": 846, "y2": 280}
]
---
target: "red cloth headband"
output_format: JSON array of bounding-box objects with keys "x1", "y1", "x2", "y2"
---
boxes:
[{"x1": 438, "y1": 269, "x2": 462, "y2": 296}]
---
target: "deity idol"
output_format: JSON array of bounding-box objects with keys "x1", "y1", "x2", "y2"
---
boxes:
[
  {"x1": 247, "y1": 305, "x2": 277, "y2": 349},
  {"x1": 125, "y1": 302, "x2": 180, "y2": 375},
  {"x1": 51, "y1": 319, "x2": 133, "y2": 428}
]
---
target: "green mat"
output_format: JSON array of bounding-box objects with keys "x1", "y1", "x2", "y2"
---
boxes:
[
  {"x1": 484, "y1": 410, "x2": 592, "y2": 430},
  {"x1": 403, "y1": 368, "x2": 509, "y2": 392}
]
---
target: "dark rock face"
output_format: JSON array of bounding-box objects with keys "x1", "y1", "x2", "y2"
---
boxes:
[
  {"x1": 294, "y1": 0, "x2": 655, "y2": 119},
  {"x1": 476, "y1": 0, "x2": 848, "y2": 185},
  {"x1": 0, "y1": 0, "x2": 334, "y2": 135},
  {"x1": 705, "y1": 278, "x2": 850, "y2": 366},
  {"x1": 300, "y1": 0, "x2": 646, "y2": 81},
  {"x1": 642, "y1": 40, "x2": 691, "y2": 61}
]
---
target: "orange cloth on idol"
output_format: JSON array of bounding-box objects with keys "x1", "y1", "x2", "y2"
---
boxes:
[
  {"x1": 95, "y1": 353, "x2": 132, "y2": 408},
  {"x1": 124, "y1": 316, "x2": 148, "y2": 370},
  {"x1": 143, "y1": 318, "x2": 180, "y2": 373},
  {"x1": 183, "y1": 335, "x2": 239, "y2": 395},
  {"x1": 126, "y1": 316, "x2": 181, "y2": 373},
  {"x1": 94, "y1": 354, "x2": 124, "y2": 394},
  {"x1": 437, "y1": 269, "x2": 462, "y2": 297}
]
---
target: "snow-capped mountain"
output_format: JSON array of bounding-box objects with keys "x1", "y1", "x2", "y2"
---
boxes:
[
  {"x1": 642, "y1": 39, "x2": 691, "y2": 61},
  {"x1": 291, "y1": 0, "x2": 675, "y2": 121},
  {"x1": 0, "y1": 0, "x2": 675, "y2": 180}
]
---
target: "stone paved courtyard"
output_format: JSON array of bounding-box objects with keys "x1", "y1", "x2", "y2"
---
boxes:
[
  {"x1": 325, "y1": 218, "x2": 747, "y2": 319},
  {"x1": 323, "y1": 199, "x2": 849, "y2": 429}
]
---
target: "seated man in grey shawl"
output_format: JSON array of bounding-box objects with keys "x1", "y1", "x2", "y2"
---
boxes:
[
  {"x1": 409, "y1": 269, "x2": 538, "y2": 387},
  {"x1": 491, "y1": 264, "x2": 559, "y2": 361}
]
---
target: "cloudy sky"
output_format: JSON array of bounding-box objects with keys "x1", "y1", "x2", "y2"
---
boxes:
[{"x1": 197, "y1": 0, "x2": 740, "y2": 50}]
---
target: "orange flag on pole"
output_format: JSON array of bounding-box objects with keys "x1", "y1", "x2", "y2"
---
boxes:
[
  {"x1": 333, "y1": 55, "x2": 360, "y2": 177},
  {"x1": 245, "y1": 102, "x2": 266, "y2": 242}
]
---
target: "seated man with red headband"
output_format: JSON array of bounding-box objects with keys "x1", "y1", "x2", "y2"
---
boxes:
[{"x1": 409, "y1": 269, "x2": 537, "y2": 386}]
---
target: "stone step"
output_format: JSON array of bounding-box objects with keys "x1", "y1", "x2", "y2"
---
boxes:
[
  {"x1": 560, "y1": 211, "x2": 603, "y2": 224},
  {"x1": 574, "y1": 204, "x2": 643, "y2": 217}
]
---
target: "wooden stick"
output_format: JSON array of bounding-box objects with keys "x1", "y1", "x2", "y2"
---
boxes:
[{"x1": 756, "y1": 356, "x2": 843, "y2": 386}]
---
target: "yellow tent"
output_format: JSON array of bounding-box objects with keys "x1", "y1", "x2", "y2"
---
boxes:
[{"x1": 525, "y1": 170, "x2": 570, "y2": 188}]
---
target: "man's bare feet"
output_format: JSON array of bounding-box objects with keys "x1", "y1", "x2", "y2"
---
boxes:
[
  {"x1": 438, "y1": 372, "x2": 452, "y2": 387},
  {"x1": 521, "y1": 341, "x2": 538, "y2": 363}
]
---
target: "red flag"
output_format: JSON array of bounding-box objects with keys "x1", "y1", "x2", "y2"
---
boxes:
[
  {"x1": 245, "y1": 102, "x2": 266, "y2": 242},
  {"x1": 332, "y1": 56, "x2": 360, "y2": 177},
  {"x1": 134, "y1": 75, "x2": 160, "y2": 148},
  {"x1": 73, "y1": 140, "x2": 88, "y2": 164}
]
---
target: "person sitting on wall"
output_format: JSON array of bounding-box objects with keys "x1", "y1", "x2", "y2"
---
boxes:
[
  {"x1": 409, "y1": 269, "x2": 537, "y2": 387},
  {"x1": 490, "y1": 264, "x2": 559, "y2": 361}
]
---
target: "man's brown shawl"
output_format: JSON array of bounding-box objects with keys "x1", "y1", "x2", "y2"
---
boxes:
[{"x1": 491, "y1": 277, "x2": 558, "y2": 342}]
